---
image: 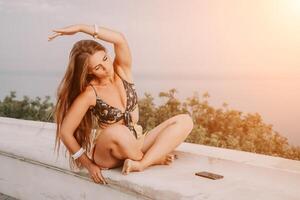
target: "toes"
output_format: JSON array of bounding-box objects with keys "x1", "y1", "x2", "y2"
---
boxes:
[
  {"x1": 166, "y1": 157, "x2": 172, "y2": 161},
  {"x1": 123, "y1": 168, "x2": 129, "y2": 175},
  {"x1": 165, "y1": 154, "x2": 176, "y2": 164},
  {"x1": 123, "y1": 159, "x2": 132, "y2": 175},
  {"x1": 122, "y1": 159, "x2": 129, "y2": 175},
  {"x1": 167, "y1": 154, "x2": 175, "y2": 160}
]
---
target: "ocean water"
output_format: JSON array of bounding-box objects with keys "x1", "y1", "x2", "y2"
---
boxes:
[{"x1": 0, "y1": 70, "x2": 299, "y2": 146}]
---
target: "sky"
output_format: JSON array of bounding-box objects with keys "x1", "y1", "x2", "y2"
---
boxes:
[{"x1": 0, "y1": 0, "x2": 300, "y2": 79}]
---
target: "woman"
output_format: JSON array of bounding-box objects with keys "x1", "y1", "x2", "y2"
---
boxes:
[{"x1": 48, "y1": 24, "x2": 194, "y2": 185}]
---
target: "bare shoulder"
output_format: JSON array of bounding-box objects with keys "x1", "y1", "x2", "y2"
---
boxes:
[
  {"x1": 114, "y1": 64, "x2": 135, "y2": 84},
  {"x1": 68, "y1": 87, "x2": 96, "y2": 110},
  {"x1": 59, "y1": 87, "x2": 96, "y2": 135},
  {"x1": 82, "y1": 85, "x2": 97, "y2": 107}
]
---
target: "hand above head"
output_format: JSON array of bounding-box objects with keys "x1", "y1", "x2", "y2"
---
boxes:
[{"x1": 48, "y1": 24, "x2": 81, "y2": 41}]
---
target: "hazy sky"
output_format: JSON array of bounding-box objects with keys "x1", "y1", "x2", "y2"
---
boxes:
[{"x1": 0, "y1": 0, "x2": 299, "y2": 79}]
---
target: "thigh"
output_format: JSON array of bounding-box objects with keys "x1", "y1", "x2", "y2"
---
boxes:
[
  {"x1": 141, "y1": 114, "x2": 183, "y2": 153},
  {"x1": 91, "y1": 125, "x2": 124, "y2": 169},
  {"x1": 92, "y1": 123, "x2": 141, "y2": 168}
]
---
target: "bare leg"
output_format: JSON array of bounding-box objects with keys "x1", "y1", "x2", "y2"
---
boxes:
[
  {"x1": 122, "y1": 114, "x2": 193, "y2": 175},
  {"x1": 142, "y1": 152, "x2": 178, "y2": 167}
]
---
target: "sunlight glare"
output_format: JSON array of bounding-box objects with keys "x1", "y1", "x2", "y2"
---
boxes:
[{"x1": 278, "y1": 0, "x2": 300, "y2": 18}]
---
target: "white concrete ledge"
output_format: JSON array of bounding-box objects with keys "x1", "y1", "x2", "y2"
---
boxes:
[{"x1": 0, "y1": 117, "x2": 300, "y2": 200}]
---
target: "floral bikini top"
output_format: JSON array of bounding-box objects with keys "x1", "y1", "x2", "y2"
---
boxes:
[{"x1": 88, "y1": 73, "x2": 139, "y2": 139}]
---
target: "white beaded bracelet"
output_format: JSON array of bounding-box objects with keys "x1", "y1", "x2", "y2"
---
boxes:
[
  {"x1": 93, "y1": 24, "x2": 99, "y2": 39},
  {"x1": 71, "y1": 147, "x2": 86, "y2": 160}
]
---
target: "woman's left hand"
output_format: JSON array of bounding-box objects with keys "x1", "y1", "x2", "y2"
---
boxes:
[{"x1": 48, "y1": 24, "x2": 81, "y2": 41}]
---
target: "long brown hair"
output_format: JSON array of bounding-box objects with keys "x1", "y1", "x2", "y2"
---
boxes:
[{"x1": 53, "y1": 39, "x2": 106, "y2": 171}]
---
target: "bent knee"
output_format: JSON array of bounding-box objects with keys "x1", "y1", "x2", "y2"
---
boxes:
[{"x1": 176, "y1": 113, "x2": 194, "y2": 130}]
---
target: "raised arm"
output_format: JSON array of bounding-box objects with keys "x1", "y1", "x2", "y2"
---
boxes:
[
  {"x1": 48, "y1": 24, "x2": 133, "y2": 78},
  {"x1": 79, "y1": 24, "x2": 132, "y2": 77}
]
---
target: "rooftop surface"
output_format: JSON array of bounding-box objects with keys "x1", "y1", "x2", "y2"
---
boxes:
[{"x1": 0, "y1": 117, "x2": 300, "y2": 200}]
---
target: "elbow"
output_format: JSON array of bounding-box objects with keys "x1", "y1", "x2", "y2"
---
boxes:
[
  {"x1": 58, "y1": 131, "x2": 66, "y2": 142},
  {"x1": 118, "y1": 32, "x2": 125, "y2": 39},
  {"x1": 116, "y1": 32, "x2": 126, "y2": 44},
  {"x1": 58, "y1": 126, "x2": 66, "y2": 139},
  {"x1": 58, "y1": 127, "x2": 72, "y2": 142}
]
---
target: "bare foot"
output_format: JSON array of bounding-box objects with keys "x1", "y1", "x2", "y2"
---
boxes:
[
  {"x1": 121, "y1": 159, "x2": 143, "y2": 175},
  {"x1": 121, "y1": 153, "x2": 178, "y2": 175},
  {"x1": 156, "y1": 153, "x2": 178, "y2": 165}
]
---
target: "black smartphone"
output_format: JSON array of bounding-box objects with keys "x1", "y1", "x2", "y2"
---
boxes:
[{"x1": 195, "y1": 171, "x2": 224, "y2": 180}]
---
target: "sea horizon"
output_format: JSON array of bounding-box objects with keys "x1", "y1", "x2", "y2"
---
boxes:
[{"x1": 0, "y1": 69, "x2": 299, "y2": 147}]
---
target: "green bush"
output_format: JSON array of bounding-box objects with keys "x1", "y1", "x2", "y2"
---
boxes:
[
  {"x1": 0, "y1": 91, "x2": 54, "y2": 122},
  {"x1": 1, "y1": 89, "x2": 299, "y2": 161}
]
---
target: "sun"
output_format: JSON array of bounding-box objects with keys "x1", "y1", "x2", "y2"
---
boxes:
[{"x1": 277, "y1": 0, "x2": 300, "y2": 18}]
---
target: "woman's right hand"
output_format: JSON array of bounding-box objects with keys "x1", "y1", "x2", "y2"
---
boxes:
[
  {"x1": 48, "y1": 24, "x2": 81, "y2": 41},
  {"x1": 87, "y1": 162, "x2": 109, "y2": 184}
]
